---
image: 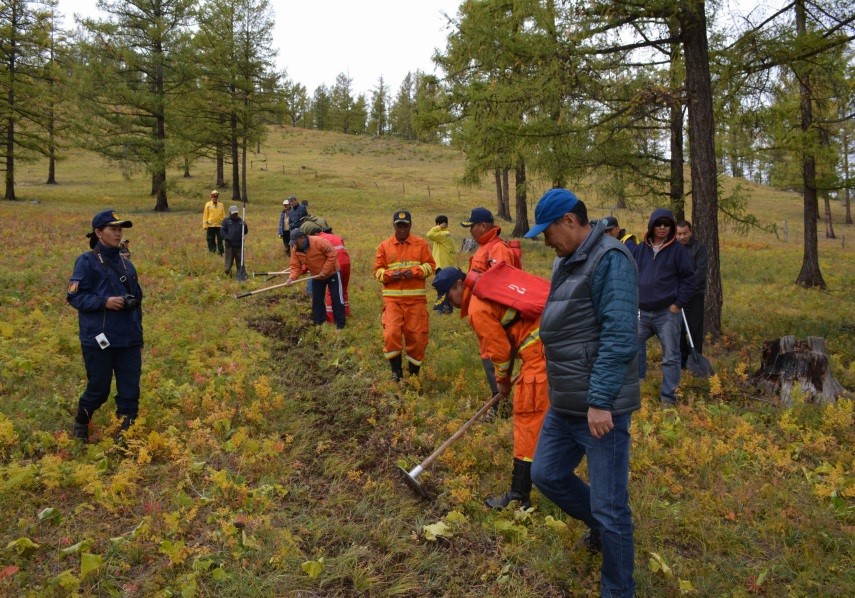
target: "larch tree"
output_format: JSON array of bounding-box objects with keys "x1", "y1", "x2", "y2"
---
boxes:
[
  {"x1": 368, "y1": 76, "x2": 389, "y2": 136},
  {"x1": 0, "y1": 0, "x2": 55, "y2": 200},
  {"x1": 77, "y1": 0, "x2": 196, "y2": 211}
]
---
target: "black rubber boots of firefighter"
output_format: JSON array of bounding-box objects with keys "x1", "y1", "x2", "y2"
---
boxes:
[
  {"x1": 485, "y1": 458, "x2": 532, "y2": 509},
  {"x1": 390, "y1": 355, "x2": 404, "y2": 381},
  {"x1": 390, "y1": 355, "x2": 420, "y2": 381}
]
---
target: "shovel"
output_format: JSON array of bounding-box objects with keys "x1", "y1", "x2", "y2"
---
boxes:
[
  {"x1": 681, "y1": 308, "x2": 714, "y2": 377},
  {"x1": 236, "y1": 201, "x2": 248, "y2": 282},
  {"x1": 234, "y1": 275, "x2": 318, "y2": 299},
  {"x1": 398, "y1": 392, "x2": 503, "y2": 499}
]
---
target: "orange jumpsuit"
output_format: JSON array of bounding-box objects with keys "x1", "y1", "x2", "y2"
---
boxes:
[
  {"x1": 466, "y1": 294, "x2": 549, "y2": 461},
  {"x1": 469, "y1": 226, "x2": 517, "y2": 273},
  {"x1": 463, "y1": 226, "x2": 518, "y2": 317},
  {"x1": 374, "y1": 234, "x2": 436, "y2": 365}
]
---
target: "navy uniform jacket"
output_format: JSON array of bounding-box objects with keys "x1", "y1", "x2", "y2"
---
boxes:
[{"x1": 67, "y1": 243, "x2": 144, "y2": 348}]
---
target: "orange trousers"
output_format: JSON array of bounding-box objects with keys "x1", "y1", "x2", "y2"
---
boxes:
[
  {"x1": 513, "y1": 342, "x2": 549, "y2": 461},
  {"x1": 382, "y1": 298, "x2": 429, "y2": 365}
]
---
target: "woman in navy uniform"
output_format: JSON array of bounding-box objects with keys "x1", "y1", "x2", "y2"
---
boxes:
[{"x1": 67, "y1": 210, "x2": 144, "y2": 442}]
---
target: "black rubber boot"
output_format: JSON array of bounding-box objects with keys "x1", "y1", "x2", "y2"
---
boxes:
[
  {"x1": 389, "y1": 355, "x2": 404, "y2": 382},
  {"x1": 73, "y1": 408, "x2": 90, "y2": 443},
  {"x1": 485, "y1": 458, "x2": 532, "y2": 509},
  {"x1": 408, "y1": 362, "x2": 420, "y2": 377}
]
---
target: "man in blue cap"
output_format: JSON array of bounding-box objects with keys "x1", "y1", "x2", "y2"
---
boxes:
[
  {"x1": 525, "y1": 189, "x2": 640, "y2": 597},
  {"x1": 67, "y1": 210, "x2": 144, "y2": 443}
]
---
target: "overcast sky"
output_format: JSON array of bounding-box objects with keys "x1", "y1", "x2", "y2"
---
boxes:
[{"x1": 56, "y1": 0, "x2": 462, "y2": 98}]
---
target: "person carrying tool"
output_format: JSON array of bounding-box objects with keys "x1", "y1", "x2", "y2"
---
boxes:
[
  {"x1": 432, "y1": 267, "x2": 549, "y2": 509},
  {"x1": 286, "y1": 229, "x2": 345, "y2": 329},
  {"x1": 374, "y1": 210, "x2": 435, "y2": 381},
  {"x1": 316, "y1": 228, "x2": 351, "y2": 322},
  {"x1": 525, "y1": 188, "x2": 640, "y2": 597},
  {"x1": 221, "y1": 205, "x2": 248, "y2": 277},
  {"x1": 675, "y1": 220, "x2": 708, "y2": 370},
  {"x1": 202, "y1": 190, "x2": 225, "y2": 255},
  {"x1": 460, "y1": 207, "x2": 519, "y2": 407}
]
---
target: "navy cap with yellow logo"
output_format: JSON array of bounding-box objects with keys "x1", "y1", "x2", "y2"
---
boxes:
[
  {"x1": 393, "y1": 210, "x2": 412, "y2": 224},
  {"x1": 91, "y1": 209, "x2": 133, "y2": 230}
]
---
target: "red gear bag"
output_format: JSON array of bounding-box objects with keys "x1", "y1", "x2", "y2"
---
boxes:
[{"x1": 464, "y1": 261, "x2": 549, "y2": 319}]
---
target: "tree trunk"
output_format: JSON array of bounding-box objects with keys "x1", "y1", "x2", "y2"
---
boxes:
[
  {"x1": 794, "y1": 0, "x2": 825, "y2": 288},
  {"x1": 183, "y1": 156, "x2": 191, "y2": 178},
  {"x1": 46, "y1": 102, "x2": 57, "y2": 185},
  {"x1": 751, "y1": 336, "x2": 844, "y2": 405},
  {"x1": 216, "y1": 114, "x2": 226, "y2": 187},
  {"x1": 230, "y1": 110, "x2": 240, "y2": 201},
  {"x1": 668, "y1": 19, "x2": 685, "y2": 222},
  {"x1": 823, "y1": 194, "x2": 835, "y2": 239},
  {"x1": 512, "y1": 160, "x2": 529, "y2": 237},
  {"x1": 843, "y1": 129, "x2": 852, "y2": 225},
  {"x1": 494, "y1": 168, "x2": 502, "y2": 215},
  {"x1": 153, "y1": 170, "x2": 168, "y2": 212},
  {"x1": 679, "y1": 1, "x2": 722, "y2": 339},
  {"x1": 5, "y1": 120, "x2": 15, "y2": 200}
]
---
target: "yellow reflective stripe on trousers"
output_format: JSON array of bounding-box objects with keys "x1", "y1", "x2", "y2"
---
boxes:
[{"x1": 381, "y1": 289, "x2": 427, "y2": 297}]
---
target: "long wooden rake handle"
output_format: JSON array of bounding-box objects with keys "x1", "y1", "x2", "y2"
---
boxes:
[{"x1": 234, "y1": 275, "x2": 319, "y2": 299}]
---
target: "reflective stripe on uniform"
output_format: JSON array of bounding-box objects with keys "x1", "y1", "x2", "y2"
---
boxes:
[
  {"x1": 518, "y1": 328, "x2": 541, "y2": 352},
  {"x1": 381, "y1": 289, "x2": 428, "y2": 297}
]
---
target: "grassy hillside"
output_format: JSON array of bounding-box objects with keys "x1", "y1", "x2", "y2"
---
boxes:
[{"x1": 1, "y1": 126, "x2": 853, "y2": 596}]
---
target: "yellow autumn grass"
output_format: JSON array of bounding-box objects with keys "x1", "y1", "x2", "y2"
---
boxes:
[{"x1": 0, "y1": 126, "x2": 852, "y2": 596}]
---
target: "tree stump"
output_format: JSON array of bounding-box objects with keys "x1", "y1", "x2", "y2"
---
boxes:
[{"x1": 751, "y1": 336, "x2": 846, "y2": 406}]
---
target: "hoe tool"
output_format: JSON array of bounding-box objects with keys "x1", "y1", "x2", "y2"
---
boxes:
[
  {"x1": 398, "y1": 391, "x2": 503, "y2": 499},
  {"x1": 234, "y1": 275, "x2": 318, "y2": 299}
]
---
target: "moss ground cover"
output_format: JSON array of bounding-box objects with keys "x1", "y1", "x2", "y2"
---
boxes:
[{"x1": 0, "y1": 126, "x2": 853, "y2": 596}]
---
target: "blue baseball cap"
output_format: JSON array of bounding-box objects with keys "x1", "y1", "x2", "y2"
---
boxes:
[
  {"x1": 524, "y1": 188, "x2": 579, "y2": 238},
  {"x1": 92, "y1": 209, "x2": 132, "y2": 230},
  {"x1": 432, "y1": 267, "x2": 466, "y2": 310},
  {"x1": 460, "y1": 207, "x2": 493, "y2": 227}
]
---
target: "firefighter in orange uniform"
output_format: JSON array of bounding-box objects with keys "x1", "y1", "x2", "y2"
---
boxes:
[
  {"x1": 374, "y1": 211, "x2": 436, "y2": 381},
  {"x1": 433, "y1": 266, "x2": 549, "y2": 509},
  {"x1": 460, "y1": 207, "x2": 520, "y2": 403},
  {"x1": 460, "y1": 207, "x2": 517, "y2": 276}
]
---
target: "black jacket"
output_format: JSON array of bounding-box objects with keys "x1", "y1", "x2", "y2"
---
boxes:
[{"x1": 221, "y1": 216, "x2": 248, "y2": 247}]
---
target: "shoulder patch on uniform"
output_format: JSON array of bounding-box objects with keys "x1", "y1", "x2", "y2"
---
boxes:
[{"x1": 68, "y1": 280, "x2": 79, "y2": 294}]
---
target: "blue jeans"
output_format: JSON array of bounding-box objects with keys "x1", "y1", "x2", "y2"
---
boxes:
[
  {"x1": 637, "y1": 308, "x2": 681, "y2": 405},
  {"x1": 532, "y1": 409, "x2": 635, "y2": 597}
]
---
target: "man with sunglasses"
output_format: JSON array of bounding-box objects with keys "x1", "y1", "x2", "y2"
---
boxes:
[{"x1": 632, "y1": 208, "x2": 695, "y2": 407}]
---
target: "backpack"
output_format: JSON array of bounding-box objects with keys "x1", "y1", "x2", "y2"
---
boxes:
[
  {"x1": 299, "y1": 215, "x2": 330, "y2": 235},
  {"x1": 464, "y1": 261, "x2": 549, "y2": 319}
]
